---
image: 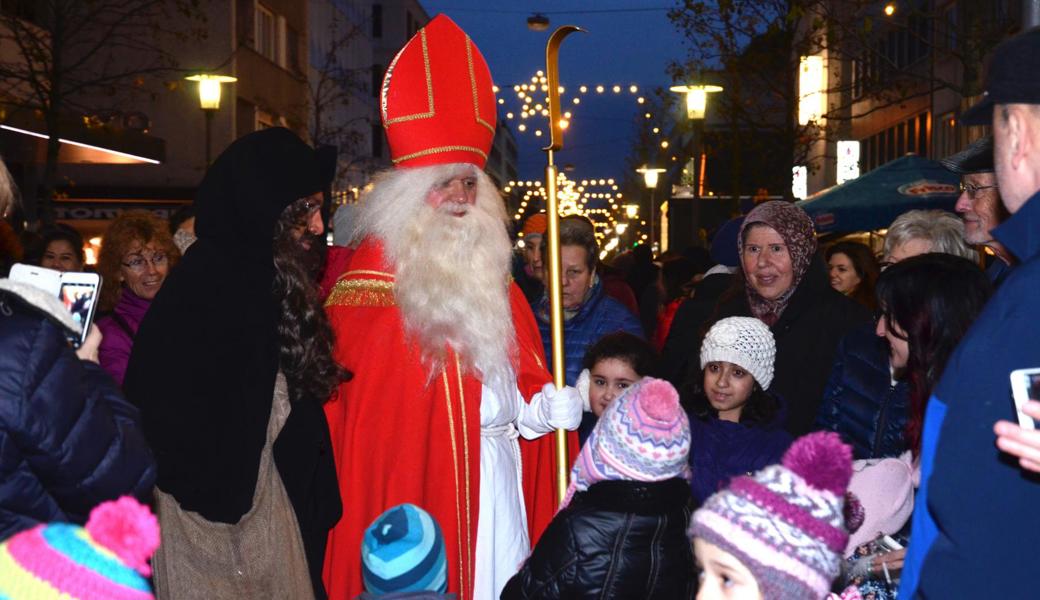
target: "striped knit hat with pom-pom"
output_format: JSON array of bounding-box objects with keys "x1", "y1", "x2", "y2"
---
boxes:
[
  {"x1": 689, "y1": 431, "x2": 855, "y2": 600},
  {"x1": 562, "y1": 377, "x2": 691, "y2": 508},
  {"x1": 0, "y1": 496, "x2": 159, "y2": 600},
  {"x1": 361, "y1": 503, "x2": 448, "y2": 594}
]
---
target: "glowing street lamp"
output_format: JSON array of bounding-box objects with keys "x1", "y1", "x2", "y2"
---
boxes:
[
  {"x1": 185, "y1": 73, "x2": 237, "y2": 166},
  {"x1": 625, "y1": 204, "x2": 639, "y2": 219},
  {"x1": 669, "y1": 83, "x2": 724, "y2": 120},
  {"x1": 636, "y1": 166, "x2": 667, "y2": 252}
]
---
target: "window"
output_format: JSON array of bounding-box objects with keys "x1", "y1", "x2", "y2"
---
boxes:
[
  {"x1": 936, "y1": 111, "x2": 956, "y2": 159},
  {"x1": 255, "y1": 3, "x2": 277, "y2": 62},
  {"x1": 256, "y1": 107, "x2": 276, "y2": 131},
  {"x1": 407, "y1": 12, "x2": 420, "y2": 38},
  {"x1": 286, "y1": 26, "x2": 301, "y2": 74},
  {"x1": 371, "y1": 64, "x2": 383, "y2": 98},
  {"x1": 371, "y1": 123, "x2": 384, "y2": 157},
  {"x1": 372, "y1": 4, "x2": 382, "y2": 38},
  {"x1": 916, "y1": 113, "x2": 929, "y2": 157}
]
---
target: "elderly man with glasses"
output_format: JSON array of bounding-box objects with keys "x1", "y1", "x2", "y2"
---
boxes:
[{"x1": 941, "y1": 134, "x2": 1016, "y2": 285}]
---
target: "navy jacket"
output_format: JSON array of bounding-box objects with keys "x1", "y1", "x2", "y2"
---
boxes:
[
  {"x1": 535, "y1": 278, "x2": 643, "y2": 386},
  {"x1": 687, "y1": 413, "x2": 792, "y2": 505},
  {"x1": 0, "y1": 281, "x2": 156, "y2": 540},
  {"x1": 501, "y1": 478, "x2": 695, "y2": 600},
  {"x1": 900, "y1": 190, "x2": 1040, "y2": 598},
  {"x1": 816, "y1": 323, "x2": 911, "y2": 459}
]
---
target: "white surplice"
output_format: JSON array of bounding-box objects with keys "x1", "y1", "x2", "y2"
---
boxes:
[{"x1": 471, "y1": 384, "x2": 556, "y2": 600}]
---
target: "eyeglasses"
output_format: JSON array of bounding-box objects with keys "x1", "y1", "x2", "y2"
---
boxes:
[
  {"x1": 122, "y1": 252, "x2": 167, "y2": 272},
  {"x1": 959, "y1": 182, "x2": 999, "y2": 198}
]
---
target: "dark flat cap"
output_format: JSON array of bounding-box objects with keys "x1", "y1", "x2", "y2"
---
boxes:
[
  {"x1": 962, "y1": 28, "x2": 1040, "y2": 125},
  {"x1": 940, "y1": 135, "x2": 994, "y2": 174}
]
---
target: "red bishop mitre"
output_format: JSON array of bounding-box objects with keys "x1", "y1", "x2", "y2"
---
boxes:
[{"x1": 381, "y1": 15, "x2": 497, "y2": 169}]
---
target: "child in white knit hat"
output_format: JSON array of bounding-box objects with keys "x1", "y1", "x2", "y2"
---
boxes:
[{"x1": 684, "y1": 316, "x2": 792, "y2": 505}]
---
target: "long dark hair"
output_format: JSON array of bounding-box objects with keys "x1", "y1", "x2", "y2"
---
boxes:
[
  {"x1": 825, "y1": 240, "x2": 880, "y2": 310},
  {"x1": 682, "y1": 367, "x2": 781, "y2": 427},
  {"x1": 272, "y1": 198, "x2": 351, "y2": 403},
  {"x1": 875, "y1": 253, "x2": 992, "y2": 455}
]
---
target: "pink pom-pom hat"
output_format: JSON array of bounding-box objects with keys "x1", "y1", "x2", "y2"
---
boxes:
[
  {"x1": 0, "y1": 496, "x2": 158, "y2": 600},
  {"x1": 689, "y1": 432, "x2": 856, "y2": 600}
]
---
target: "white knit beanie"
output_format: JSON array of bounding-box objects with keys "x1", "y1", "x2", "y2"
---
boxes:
[{"x1": 700, "y1": 316, "x2": 776, "y2": 389}]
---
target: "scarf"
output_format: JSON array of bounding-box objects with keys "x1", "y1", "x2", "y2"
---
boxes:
[{"x1": 738, "y1": 201, "x2": 817, "y2": 325}]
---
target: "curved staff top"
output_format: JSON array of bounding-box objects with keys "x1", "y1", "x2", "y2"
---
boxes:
[{"x1": 540, "y1": 24, "x2": 587, "y2": 503}]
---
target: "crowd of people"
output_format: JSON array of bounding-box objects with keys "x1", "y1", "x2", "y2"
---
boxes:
[{"x1": 1, "y1": 16, "x2": 1040, "y2": 600}]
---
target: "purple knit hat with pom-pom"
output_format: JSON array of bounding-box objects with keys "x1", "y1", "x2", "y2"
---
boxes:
[{"x1": 689, "y1": 431, "x2": 854, "y2": 600}]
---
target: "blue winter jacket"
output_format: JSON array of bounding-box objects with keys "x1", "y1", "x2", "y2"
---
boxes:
[
  {"x1": 0, "y1": 281, "x2": 156, "y2": 541},
  {"x1": 815, "y1": 323, "x2": 910, "y2": 460},
  {"x1": 899, "y1": 189, "x2": 1040, "y2": 598},
  {"x1": 534, "y1": 279, "x2": 643, "y2": 386}
]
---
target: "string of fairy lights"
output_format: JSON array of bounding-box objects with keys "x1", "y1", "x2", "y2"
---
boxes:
[
  {"x1": 507, "y1": 172, "x2": 650, "y2": 254},
  {"x1": 494, "y1": 69, "x2": 684, "y2": 253}
]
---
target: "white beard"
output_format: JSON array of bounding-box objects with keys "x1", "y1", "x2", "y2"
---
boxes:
[{"x1": 352, "y1": 164, "x2": 517, "y2": 396}]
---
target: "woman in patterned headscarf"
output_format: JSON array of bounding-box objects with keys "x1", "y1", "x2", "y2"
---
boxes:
[{"x1": 679, "y1": 201, "x2": 870, "y2": 436}]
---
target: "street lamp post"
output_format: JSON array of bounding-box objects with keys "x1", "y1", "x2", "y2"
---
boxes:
[
  {"x1": 670, "y1": 82, "x2": 723, "y2": 245},
  {"x1": 185, "y1": 74, "x2": 237, "y2": 167},
  {"x1": 636, "y1": 166, "x2": 666, "y2": 252}
]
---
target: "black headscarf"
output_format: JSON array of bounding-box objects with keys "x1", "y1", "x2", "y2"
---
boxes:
[{"x1": 125, "y1": 128, "x2": 335, "y2": 523}]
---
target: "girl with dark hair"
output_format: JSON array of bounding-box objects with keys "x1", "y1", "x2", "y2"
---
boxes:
[
  {"x1": 826, "y1": 240, "x2": 881, "y2": 310},
  {"x1": 874, "y1": 252, "x2": 993, "y2": 456},
  {"x1": 683, "y1": 317, "x2": 792, "y2": 505},
  {"x1": 574, "y1": 331, "x2": 656, "y2": 444}
]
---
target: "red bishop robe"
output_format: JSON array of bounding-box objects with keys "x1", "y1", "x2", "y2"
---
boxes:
[{"x1": 322, "y1": 238, "x2": 575, "y2": 600}]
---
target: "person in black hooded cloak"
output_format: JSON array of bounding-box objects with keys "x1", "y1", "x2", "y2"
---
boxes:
[{"x1": 124, "y1": 127, "x2": 349, "y2": 599}]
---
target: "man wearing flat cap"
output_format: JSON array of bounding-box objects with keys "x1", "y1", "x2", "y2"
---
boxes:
[
  {"x1": 941, "y1": 134, "x2": 1015, "y2": 285},
  {"x1": 899, "y1": 28, "x2": 1040, "y2": 599}
]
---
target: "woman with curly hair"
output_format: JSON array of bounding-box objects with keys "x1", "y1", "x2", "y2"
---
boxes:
[
  {"x1": 95, "y1": 210, "x2": 179, "y2": 386},
  {"x1": 826, "y1": 240, "x2": 881, "y2": 310}
]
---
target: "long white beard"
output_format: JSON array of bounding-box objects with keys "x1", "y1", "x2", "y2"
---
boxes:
[{"x1": 353, "y1": 164, "x2": 517, "y2": 395}]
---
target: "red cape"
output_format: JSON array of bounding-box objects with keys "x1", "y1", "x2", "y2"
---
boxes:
[{"x1": 322, "y1": 239, "x2": 576, "y2": 600}]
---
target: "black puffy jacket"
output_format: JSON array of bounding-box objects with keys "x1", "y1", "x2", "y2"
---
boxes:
[
  {"x1": 501, "y1": 478, "x2": 695, "y2": 600},
  {"x1": 0, "y1": 280, "x2": 156, "y2": 540},
  {"x1": 815, "y1": 323, "x2": 910, "y2": 459}
]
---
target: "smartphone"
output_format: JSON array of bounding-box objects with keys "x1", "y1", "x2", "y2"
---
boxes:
[
  {"x1": 9, "y1": 263, "x2": 102, "y2": 348},
  {"x1": 58, "y1": 272, "x2": 102, "y2": 348},
  {"x1": 1010, "y1": 368, "x2": 1040, "y2": 430},
  {"x1": 9, "y1": 263, "x2": 61, "y2": 296}
]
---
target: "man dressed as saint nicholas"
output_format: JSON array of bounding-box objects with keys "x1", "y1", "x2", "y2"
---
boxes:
[{"x1": 322, "y1": 15, "x2": 582, "y2": 600}]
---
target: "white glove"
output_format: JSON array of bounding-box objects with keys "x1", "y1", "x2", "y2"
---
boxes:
[
  {"x1": 537, "y1": 383, "x2": 583, "y2": 431},
  {"x1": 516, "y1": 383, "x2": 583, "y2": 439},
  {"x1": 575, "y1": 369, "x2": 591, "y2": 412}
]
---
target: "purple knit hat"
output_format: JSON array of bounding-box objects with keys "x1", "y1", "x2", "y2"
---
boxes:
[
  {"x1": 689, "y1": 431, "x2": 854, "y2": 600},
  {"x1": 561, "y1": 377, "x2": 691, "y2": 508}
]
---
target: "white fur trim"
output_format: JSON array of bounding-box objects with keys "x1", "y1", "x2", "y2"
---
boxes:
[{"x1": 0, "y1": 279, "x2": 80, "y2": 333}]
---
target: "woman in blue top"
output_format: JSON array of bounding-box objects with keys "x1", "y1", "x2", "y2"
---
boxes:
[
  {"x1": 683, "y1": 316, "x2": 792, "y2": 505},
  {"x1": 534, "y1": 217, "x2": 643, "y2": 387}
]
